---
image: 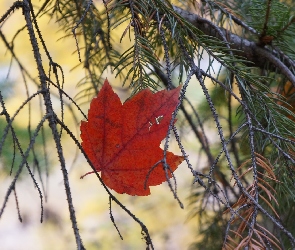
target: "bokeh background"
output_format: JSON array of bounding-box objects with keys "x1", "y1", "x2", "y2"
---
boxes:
[{"x1": 0, "y1": 1, "x2": 211, "y2": 249}]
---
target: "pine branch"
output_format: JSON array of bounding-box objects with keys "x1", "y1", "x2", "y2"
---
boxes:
[{"x1": 172, "y1": 5, "x2": 295, "y2": 86}]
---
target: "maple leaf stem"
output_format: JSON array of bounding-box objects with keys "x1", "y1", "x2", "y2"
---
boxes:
[{"x1": 80, "y1": 171, "x2": 96, "y2": 179}]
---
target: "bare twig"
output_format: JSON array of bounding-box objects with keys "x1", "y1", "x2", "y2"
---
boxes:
[{"x1": 22, "y1": 1, "x2": 85, "y2": 249}]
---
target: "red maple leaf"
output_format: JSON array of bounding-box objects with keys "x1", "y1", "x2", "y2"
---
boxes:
[{"x1": 80, "y1": 79, "x2": 184, "y2": 196}]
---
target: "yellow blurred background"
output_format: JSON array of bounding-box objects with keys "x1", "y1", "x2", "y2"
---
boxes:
[{"x1": 0, "y1": 1, "x2": 204, "y2": 249}]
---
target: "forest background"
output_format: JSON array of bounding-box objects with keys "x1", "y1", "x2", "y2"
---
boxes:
[{"x1": 1, "y1": 0, "x2": 295, "y2": 249}]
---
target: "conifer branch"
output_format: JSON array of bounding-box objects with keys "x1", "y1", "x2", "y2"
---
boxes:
[{"x1": 172, "y1": 5, "x2": 295, "y2": 86}]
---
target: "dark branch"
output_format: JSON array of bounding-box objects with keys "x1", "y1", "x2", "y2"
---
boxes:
[{"x1": 172, "y1": 5, "x2": 295, "y2": 87}]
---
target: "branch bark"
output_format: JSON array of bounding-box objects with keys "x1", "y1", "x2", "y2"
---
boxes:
[
  {"x1": 22, "y1": 1, "x2": 85, "y2": 249},
  {"x1": 172, "y1": 5, "x2": 295, "y2": 87}
]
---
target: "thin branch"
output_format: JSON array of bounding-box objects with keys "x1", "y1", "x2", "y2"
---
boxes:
[
  {"x1": 55, "y1": 117, "x2": 155, "y2": 250},
  {"x1": 261, "y1": 0, "x2": 272, "y2": 38},
  {"x1": 22, "y1": 1, "x2": 85, "y2": 249}
]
